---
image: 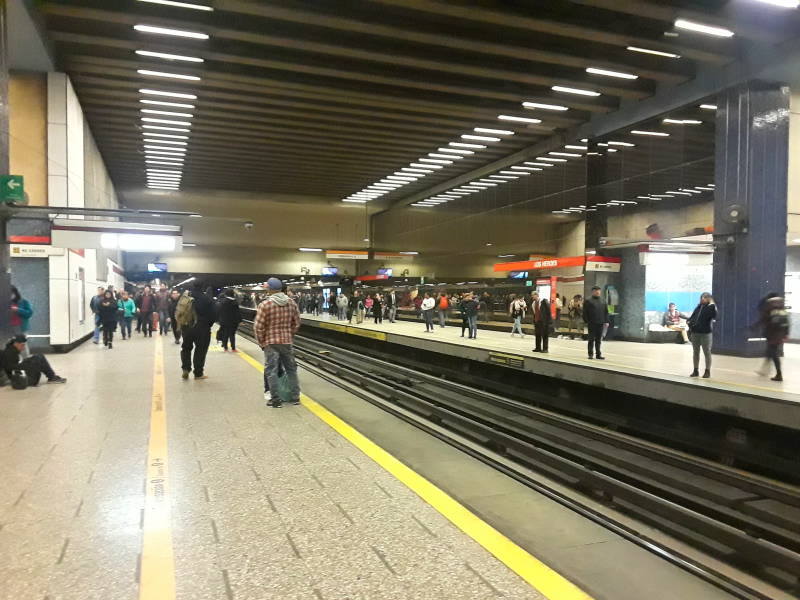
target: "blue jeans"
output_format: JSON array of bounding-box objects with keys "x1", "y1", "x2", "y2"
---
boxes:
[
  {"x1": 121, "y1": 317, "x2": 133, "y2": 338},
  {"x1": 158, "y1": 310, "x2": 170, "y2": 334},
  {"x1": 468, "y1": 315, "x2": 478, "y2": 338},
  {"x1": 93, "y1": 314, "x2": 101, "y2": 342},
  {"x1": 511, "y1": 316, "x2": 523, "y2": 335},
  {"x1": 264, "y1": 344, "x2": 300, "y2": 402}
]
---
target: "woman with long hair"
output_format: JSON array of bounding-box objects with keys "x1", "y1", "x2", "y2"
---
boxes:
[{"x1": 97, "y1": 289, "x2": 119, "y2": 349}]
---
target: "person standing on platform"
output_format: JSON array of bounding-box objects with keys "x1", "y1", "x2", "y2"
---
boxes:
[
  {"x1": 2, "y1": 335, "x2": 66, "y2": 387},
  {"x1": 167, "y1": 289, "x2": 182, "y2": 345},
  {"x1": 436, "y1": 292, "x2": 449, "y2": 328},
  {"x1": 687, "y1": 292, "x2": 716, "y2": 378},
  {"x1": 347, "y1": 290, "x2": 357, "y2": 323},
  {"x1": 255, "y1": 277, "x2": 301, "y2": 408},
  {"x1": 177, "y1": 283, "x2": 216, "y2": 380},
  {"x1": 421, "y1": 292, "x2": 435, "y2": 332},
  {"x1": 531, "y1": 291, "x2": 551, "y2": 353},
  {"x1": 217, "y1": 288, "x2": 242, "y2": 353},
  {"x1": 386, "y1": 289, "x2": 397, "y2": 323},
  {"x1": 509, "y1": 294, "x2": 526, "y2": 337},
  {"x1": 89, "y1": 286, "x2": 104, "y2": 344},
  {"x1": 463, "y1": 293, "x2": 479, "y2": 339},
  {"x1": 583, "y1": 286, "x2": 608, "y2": 360},
  {"x1": 155, "y1": 283, "x2": 170, "y2": 336},
  {"x1": 117, "y1": 290, "x2": 137, "y2": 340},
  {"x1": 356, "y1": 291, "x2": 365, "y2": 324},
  {"x1": 97, "y1": 290, "x2": 119, "y2": 349},
  {"x1": 364, "y1": 294, "x2": 373, "y2": 319},
  {"x1": 756, "y1": 293, "x2": 788, "y2": 382},
  {"x1": 139, "y1": 285, "x2": 156, "y2": 338},
  {"x1": 568, "y1": 295, "x2": 584, "y2": 340},
  {"x1": 336, "y1": 292, "x2": 349, "y2": 321},
  {"x1": 373, "y1": 293, "x2": 384, "y2": 324}
]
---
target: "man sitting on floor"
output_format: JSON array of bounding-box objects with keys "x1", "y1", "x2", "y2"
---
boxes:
[{"x1": 1, "y1": 335, "x2": 67, "y2": 388}]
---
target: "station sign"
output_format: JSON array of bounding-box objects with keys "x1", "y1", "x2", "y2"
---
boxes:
[
  {"x1": 0, "y1": 175, "x2": 24, "y2": 204},
  {"x1": 586, "y1": 256, "x2": 622, "y2": 272},
  {"x1": 10, "y1": 244, "x2": 65, "y2": 258},
  {"x1": 373, "y1": 252, "x2": 414, "y2": 261},
  {"x1": 326, "y1": 250, "x2": 368, "y2": 260},
  {"x1": 494, "y1": 255, "x2": 586, "y2": 272}
]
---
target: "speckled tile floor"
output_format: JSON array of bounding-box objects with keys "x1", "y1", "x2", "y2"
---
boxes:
[{"x1": 0, "y1": 332, "x2": 544, "y2": 600}]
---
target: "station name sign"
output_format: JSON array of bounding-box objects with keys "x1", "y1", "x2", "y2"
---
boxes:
[
  {"x1": 493, "y1": 255, "x2": 621, "y2": 272},
  {"x1": 326, "y1": 250, "x2": 368, "y2": 260}
]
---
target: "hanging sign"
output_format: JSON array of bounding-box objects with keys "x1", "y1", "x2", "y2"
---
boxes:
[
  {"x1": 326, "y1": 250, "x2": 369, "y2": 260},
  {"x1": 585, "y1": 256, "x2": 622, "y2": 272},
  {"x1": 494, "y1": 255, "x2": 586, "y2": 272}
]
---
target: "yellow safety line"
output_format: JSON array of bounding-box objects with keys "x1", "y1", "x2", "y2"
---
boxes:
[
  {"x1": 236, "y1": 348, "x2": 593, "y2": 600},
  {"x1": 139, "y1": 335, "x2": 176, "y2": 600}
]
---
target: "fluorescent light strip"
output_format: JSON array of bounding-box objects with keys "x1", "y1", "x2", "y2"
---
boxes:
[
  {"x1": 631, "y1": 130, "x2": 670, "y2": 136},
  {"x1": 428, "y1": 153, "x2": 462, "y2": 159},
  {"x1": 666, "y1": 191, "x2": 692, "y2": 196},
  {"x1": 137, "y1": 69, "x2": 201, "y2": 81},
  {"x1": 626, "y1": 46, "x2": 681, "y2": 58},
  {"x1": 146, "y1": 160, "x2": 184, "y2": 166},
  {"x1": 552, "y1": 85, "x2": 601, "y2": 97},
  {"x1": 141, "y1": 109, "x2": 194, "y2": 118},
  {"x1": 679, "y1": 188, "x2": 702, "y2": 194},
  {"x1": 694, "y1": 187, "x2": 715, "y2": 191},
  {"x1": 510, "y1": 166, "x2": 541, "y2": 171},
  {"x1": 470, "y1": 181, "x2": 497, "y2": 186},
  {"x1": 651, "y1": 194, "x2": 675, "y2": 198},
  {"x1": 410, "y1": 162, "x2": 443, "y2": 169},
  {"x1": 401, "y1": 168, "x2": 433, "y2": 173},
  {"x1": 136, "y1": 50, "x2": 204, "y2": 63},
  {"x1": 142, "y1": 117, "x2": 192, "y2": 126},
  {"x1": 143, "y1": 125, "x2": 191, "y2": 132},
  {"x1": 393, "y1": 171, "x2": 423, "y2": 177},
  {"x1": 140, "y1": 88, "x2": 197, "y2": 100},
  {"x1": 140, "y1": 132, "x2": 189, "y2": 139},
  {"x1": 146, "y1": 169, "x2": 182, "y2": 174},
  {"x1": 449, "y1": 142, "x2": 487, "y2": 149},
  {"x1": 663, "y1": 118, "x2": 703, "y2": 125},
  {"x1": 141, "y1": 99, "x2": 195, "y2": 109},
  {"x1": 134, "y1": 24, "x2": 209, "y2": 40},
  {"x1": 385, "y1": 176, "x2": 417, "y2": 181},
  {"x1": 524, "y1": 162, "x2": 553, "y2": 167},
  {"x1": 522, "y1": 101, "x2": 568, "y2": 111},
  {"x1": 490, "y1": 175, "x2": 518, "y2": 180},
  {"x1": 137, "y1": 0, "x2": 213, "y2": 10},
  {"x1": 607, "y1": 148, "x2": 618, "y2": 152},
  {"x1": 461, "y1": 134, "x2": 500, "y2": 142},
  {"x1": 437, "y1": 148, "x2": 473, "y2": 155},
  {"x1": 478, "y1": 179, "x2": 503, "y2": 184},
  {"x1": 342, "y1": 199, "x2": 367, "y2": 203},
  {"x1": 549, "y1": 151, "x2": 582, "y2": 157},
  {"x1": 674, "y1": 19, "x2": 734, "y2": 37},
  {"x1": 460, "y1": 186, "x2": 484, "y2": 191},
  {"x1": 144, "y1": 145, "x2": 187, "y2": 152},
  {"x1": 565, "y1": 145, "x2": 588, "y2": 150},
  {"x1": 586, "y1": 67, "x2": 638, "y2": 79},
  {"x1": 700, "y1": 104, "x2": 718, "y2": 110},
  {"x1": 419, "y1": 158, "x2": 452, "y2": 164},
  {"x1": 144, "y1": 150, "x2": 185, "y2": 156},
  {"x1": 148, "y1": 177, "x2": 182, "y2": 182},
  {"x1": 608, "y1": 141, "x2": 635, "y2": 147},
  {"x1": 500, "y1": 170, "x2": 528, "y2": 175},
  {"x1": 497, "y1": 115, "x2": 542, "y2": 124},
  {"x1": 536, "y1": 157, "x2": 567, "y2": 162},
  {"x1": 143, "y1": 139, "x2": 187, "y2": 145},
  {"x1": 474, "y1": 128, "x2": 514, "y2": 135}
]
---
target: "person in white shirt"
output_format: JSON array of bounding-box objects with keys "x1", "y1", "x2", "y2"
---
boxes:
[
  {"x1": 509, "y1": 295, "x2": 526, "y2": 337},
  {"x1": 421, "y1": 292, "x2": 436, "y2": 332}
]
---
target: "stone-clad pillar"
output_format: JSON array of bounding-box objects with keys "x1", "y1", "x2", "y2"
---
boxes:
[{"x1": 713, "y1": 83, "x2": 790, "y2": 356}]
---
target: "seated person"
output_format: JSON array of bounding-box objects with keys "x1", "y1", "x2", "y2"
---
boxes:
[
  {"x1": 1, "y1": 335, "x2": 66, "y2": 387},
  {"x1": 662, "y1": 303, "x2": 689, "y2": 343}
]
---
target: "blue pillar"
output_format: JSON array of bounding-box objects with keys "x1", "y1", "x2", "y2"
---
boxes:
[{"x1": 713, "y1": 83, "x2": 790, "y2": 356}]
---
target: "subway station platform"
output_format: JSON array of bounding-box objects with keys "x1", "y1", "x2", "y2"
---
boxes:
[
  {"x1": 301, "y1": 313, "x2": 800, "y2": 431},
  {"x1": 0, "y1": 332, "x2": 754, "y2": 600}
]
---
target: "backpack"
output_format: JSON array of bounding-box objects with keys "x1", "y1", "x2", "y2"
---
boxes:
[
  {"x1": 768, "y1": 308, "x2": 790, "y2": 337},
  {"x1": 175, "y1": 292, "x2": 197, "y2": 329}
]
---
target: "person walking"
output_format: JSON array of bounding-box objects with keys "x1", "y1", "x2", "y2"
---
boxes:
[
  {"x1": 97, "y1": 289, "x2": 119, "y2": 349},
  {"x1": 176, "y1": 283, "x2": 216, "y2": 380},
  {"x1": 155, "y1": 283, "x2": 170, "y2": 336},
  {"x1": 756, "y1": 293, "x2": 788, "y2": 382},
  {"x1": 583, "y1": 286, "x2": 608, "y2": 360},
  {"x1": 509, "y1": 295, "x2": 526, "y2": 337},
  {"x1": 437, "y1": 292, "x2": 449, "y2": 328},
  {"x1": 89, "y1": 286, "x2": 104, "y2": 344},
  {"x1": 347, "y1": 290, "x2": 359, "y2": 323},
  {"x1": 386, "y1": 290, "x2": 397, "y2": 323},
  {"x1": 117, "y1": 290, "x2": 137, "y2": 340},
  {"x1": 421, "y1": 292, "x2": 435, "y2": 332},
  {"x1": 254, "y1": 277, "x2": 301, "y2": 408},
  {"x1": 531, "y1": 291, "x2": 551, "y2": 353},
  {"x1": 217, "y1": 288, "x2": 242, "y2": 352},
  {"x1": 139, "y1": 285, "x2": 156, "y2": 337},
  {"x1": 373, "y1": 293, "x2": 384, "y2": 324},
  {"x1": 167, "y1": 289, "x2": 182, "y2": 345},
  {"x1": 2, "y1": 335, "x2": 66, "y2": 387},
  {"x1": 687, "y1": 292, "x2": 717, "y2": 378}
]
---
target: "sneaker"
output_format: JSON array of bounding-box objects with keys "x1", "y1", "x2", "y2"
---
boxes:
[
  {"x1": 182, "y1": 370, "x2": 190, "y2": 380},
  {"x1": 264, "y1": 391, "x2": 272, "y2": 403},
  {"x1": 267, "y1": 399, "x2": 283, "y2": 408},
  {"x1": 291, "y1": 398, "x2": 301, "y2": 405},
  {"x1": 47, "y1": 376, "x2": 67, "y2": 384}
]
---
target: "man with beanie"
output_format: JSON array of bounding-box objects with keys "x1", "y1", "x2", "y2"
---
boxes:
[
  {"x1": 583, "y1": 286, "x2": 609, "y2": 360},
  {"x1": 254, "y1": 277, "x2": 301, "y2": 408},
  {"x1": 2, "y1": 335, "x2": 66, "y2": 387}
]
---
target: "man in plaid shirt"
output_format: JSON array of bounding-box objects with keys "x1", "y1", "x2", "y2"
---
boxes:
[{"x1": 254, "y1": 277, "x2": 301, "y2": 407}]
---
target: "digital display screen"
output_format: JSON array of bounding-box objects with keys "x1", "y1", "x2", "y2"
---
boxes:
[
  {"x1": 147, "y1": 262, "x2": 168, "y2": 272},
  {"x1": 509, "y1": 270, "x2": 528, "y2": 279},
  {"x1": 378, "y1": 268, "x2": 393, "y2": 276},
  {"x1": 321, "y1": 267, "x2": 338, "y2": 276}
]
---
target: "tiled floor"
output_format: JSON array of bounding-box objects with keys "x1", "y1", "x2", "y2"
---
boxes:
[
  {"x1": 0, "y1": 333, "x2": 545, "y2": 600},
  {"x1": 302, "y1": 313, "x2": 799, "y2": 400}
]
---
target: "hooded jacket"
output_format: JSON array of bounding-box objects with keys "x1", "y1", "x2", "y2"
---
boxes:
[
  {"x1": 217, "y1": 295, "x2": 242, "y2": 327},
  {"x1": 253, "y1": 293, "x2": 300, "y2": 346}
]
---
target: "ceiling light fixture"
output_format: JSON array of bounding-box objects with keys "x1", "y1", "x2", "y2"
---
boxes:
[
  {"x1": 679, "y1": 188, "x2": 702, "y2": 194},
  {"x1": 511, "y1": 166, "x2": 541, "y2": 171},
  {"x1": 461, "y1": 134, "x2": 501, "y2": 142},
  {"x1": 143, "y1": 139, "x2": 187, "y2": 146},
  {"x1": 142, "y1": 125, "x2": 191, "y2": 132},
  {"x1": 663, "y1": 118, "x2": 703, "y2": 125},
  {"x1": 490, "y1": 175, "x2": 518, "y2": 180},
  {"x1": 134, "y1": 24, "x2": 210, "y2": 40},
  {"x1": 140, "y1": 99, "x2": 195, "y2": 109},
  {"x1": 666, "y1": 190, "x2": 692, "y2": 196},
  {"x1": 694, "y1": 186, "x2": 715, "y2": 191},
  {"x1": 135, "y1": 50, "x2": 204, "y2": 63},
  {"x1": 141, "y1": 117, "x2": 192, "y2": 126},
  {"x1": 144, "y1": 145, "x2": 187, "y2": 152},
  {"x1": 565, "y1": 145, "x2": 588, "y2": 150},
  {"x1": 437, "y1": 148, "x2": 473, "y2": 155},
  {"x1": 137, "y1": 0, "x2": 214, "y2": 10},
  {"x1": 497, "y1": 115, "x2": 542, "y2": 123},
  {"x1": 342, "y1": 199, "x2": 367, "y2": 203},
  {"x1": 137, "y1": 69, "x2": 201, "y2": 81},
  {"x1": 410, "y1": 162, "x2": 443, "y2": 169},
  {"x1": 401, "y1": 168, "x2": 433, "y2": 173},
  {"x1": 385, "y1": 176, "x2": 417, "y2": 181},
  {"x1": 700, "y1": 104, "x2": 718, "y2": 110},
  {"x1": 651, "y1": 194, "x2": 675, "y2": 198},
  {"x1": 478, "y1": 179, "x2": 503, "y2": 184},
  {"x1": 146, "y1": 169, "x2": 182, "y2": 174},
  {"x1": 500, "y1": 170, "x2": 529, "y2": 175},
  {"x1": 536, "y1": 157, "x2": 567, "y2": 162},
  {"x1": 549, "y1": 151, "x2": 582, "y2": 157},
  {"x1": 674, "y1": 19, "x2": 734, "y2": 37},
  {"x1": 631, "y1": 130, "x2": 670, "y2": 136},
  {"x1": 524, "y1": 162, "x2": 553, "y2": 167},
  {"x1": 141, "y1": 109, "x2": 194, "y2": 118},
  {"x1": 299, "y1": 248, "x2": 323, "y2": 252},
  {"x1": 586, "y1": 67, "x2": 638, "y2": 79},
  {"x1": 146, "y1": 160, "x2": 184, "y2": 166},
  {"x1": 428, "y1": 153, "x2": 462, "y2": 159},
  {"x1": 522, "y1": 101, "x2": 568, "y2": 111},
  {"x1": 552, "y1": 85, "x2": 601, "y2": 97},
  {"x1": 418, "y1": 158, "x2": 452, "y2": 164},
  {"x1": 608, "y1": 141, "x2": 635, "y2": 147},
  {"x1": 140, "y1": 132, "x2": 189, "y2": 139},
  {"x1": 140, "y1": 88, "x2": 197, "y2": 100},
  {"x1": 474, "y1": 128, "x2": 514, "y2": 135},
  {"x1": 626, "y1": 46, "x2": 681, "y2": 59},
  {"x1": 449, "y1": 142, "x2": 487, "y2": 149}
]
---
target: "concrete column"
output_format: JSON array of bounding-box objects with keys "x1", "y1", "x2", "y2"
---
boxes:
[
  {"x1": 713, "y1": 83, "x2": 791, "y2": 356},
  {"x1": 0, "y1": 1, "x2": 10, "y2": 340}
]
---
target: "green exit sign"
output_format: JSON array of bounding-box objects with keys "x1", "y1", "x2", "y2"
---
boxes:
[{"x1": 0, "y1": 175, "x2": 24, "y2": 204}]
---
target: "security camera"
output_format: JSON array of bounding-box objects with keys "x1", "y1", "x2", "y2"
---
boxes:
[{"x1": 244, "y1": 221, "x2": 254, "y2": 230}]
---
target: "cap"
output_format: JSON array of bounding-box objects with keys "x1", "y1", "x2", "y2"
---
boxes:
[
  {"x1": 267, "y1": 277, "x2": 283, "y2": 291},
  {"x1": 12, "y1": 334, "x2": 27, "y2": 344}
]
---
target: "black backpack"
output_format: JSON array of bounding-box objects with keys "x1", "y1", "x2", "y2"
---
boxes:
[{"x1": 768, "y1": 308, "x2": 791, "y2": 337}]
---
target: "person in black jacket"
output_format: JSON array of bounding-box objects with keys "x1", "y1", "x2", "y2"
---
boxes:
[
  {"x1": 462, "y1": 293, "x2": 479, "y2": 339},
  {"x1": 181, "y1": 283, "x2": 217, "y2": 380},
  {"x1": 2, "y1": 335, "x2": 66, "y2": 386},
  {"x1": 531, "y1": 291, "x2": 552, "y2": 353},
  {"x1": 687, "y1": 292, "x2": 717, "y2": 378},
  {"x1": 167, "y1": 289, "x2": 181, "y2": 345},
  {"x1": 583, "y1": 286, "x2": 608, "y2": 360},
  {"x1": 97, "y1": 289, "x2": 119, "y2": 349},
  {"x1": 217, "y1": 288, "x2": 242, "y2": 352}
]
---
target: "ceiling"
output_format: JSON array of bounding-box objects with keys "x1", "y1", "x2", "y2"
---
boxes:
[{"x1": 36, "y1": 0, "x2": 800, "y2": 209}]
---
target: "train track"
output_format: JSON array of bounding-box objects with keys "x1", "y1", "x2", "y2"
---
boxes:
[{"x1": 239, "y1": 316, "x2": 800, "y2": 599}]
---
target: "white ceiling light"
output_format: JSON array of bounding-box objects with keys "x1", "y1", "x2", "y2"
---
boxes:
[
  {"x1": 500, "y1": 170, "x2": 529, "y2": 175},
  {"x1": 137, "y1": 0, "x2": 214, "y2": 10},
  {"x1": 437, "y1": 148, "x2": 473, "y2": 155},
  {"x1": 651, "y1": 194, "x2": 675, "y2": 198},
  {"x1": 141, "y1": 109, "x2": 194, "y2": 118},
  {"x1": 134, "y1": 24, "x2": 210, "y2": 40},
  {"x1": 511, "y1": 166, "x2": 541, "y2": 171},
  {"x1": 666, "y1": 190, "x2": 692, "y2": 196},
  {"x1": 536, "y1": 157, "x2": 567, "y2": 162},
  {"x1": 142, "y1": 125, "x2": 191, "y2": 132},
  {"x1": 461, "y1": 134, "x2": 501, "y2": 142},
  {"x1": 141, "y1": 132, "x2": 189, "y2": 139},
  {"x1": 490, "y1": 175, "x2": 518, "y2": 179},
  {"x1": 141, "y1": 117, "x2": 192, "y2": 126},
  {"x1": 135, "y1": 50, "x2": 204, "y2": 63},
  {"x1": 140, "y1": 88, "x2": 197, "y2": 100},
  {"x1": 474, "y1": 128, "x2": 514, "y2": 135},
  {"x1": 626, "y1": 46, "x2": 681, "y2": 59},
  {"x1": 147, "y1": 168, "x2": 182, "y2": 174},
  {"x1": 418, "y1": 158, "x2": 452, "y2": 164},
  {"x1": 394, "y1": 171, "x2": 422, "y2": 177},
  {"x1": 565, "y1": 145, "x2": 588, "y2": 150},
  {"x1": 410, "y1": 163, "x2": 443, "y2": 169},
  {"x1": 674, "y1": 19, "x2": 734, "y2": 37},
  {"x1": 752, "y1": 0, "x2": 799, "y2": 6},
  {"x1": 694, "y1": 186, "x2": 715, "y2": 191},
  {"x1": 552, "y1": 85, "x2": 601, "y2": 97},
  {"x1": 524, "y1": 162, "x2": 553, "y2": 167},
  {"x1": 140, "y1": 99, "x2": 195, "y2": 109},
  {"x1": 497, "y1": 115, "x2": 542, "y2": 124},
  {"x1": 471, "y1": 181, "x2": 497, "y2": 186},
  {"x1": 460, "y1": 186, "x2": 484, "y2": 191},
  {"x1": 401, "y1": 168, "x2": 433, "y2": 173},
  {"x1": 679, "y1": 188, "x2": 702, "y2": 194},
  {"x1": 137, "y1": 69, "x2": 201, "y2": 81},
  {"x1": 662, "y1": 118, "x2": 703, "y2": 125},
  {"x1": 586, "y1": 67, "x2": 638, "y2": 80},
  {"x1": 371, "y1": 184, "x2": 401, "y2": 189},
  {"x1": 607, "y1": 148, "x2": 618, "y2": 152},
  {"x1": 608, "y1": 141, "x2": 635, "y2": 147},
  {"x1": 449, "y1": 142, "x2": 487, "y2": 149},
  {"x1": 631, "y1": 130, "x2": 670, "y2": 136},
  {"x1": 447, "y1": 191, "x2": 472, "y2": 195},
  {"x1": 549, "y1": 151, "x2": 582, "y2": 157},
  {"x1": 428, "y1": 153, "x2": 462, "y2": 159},
  {"x1": 701, "y1": 104, "x2": 718, "y2": 112},
  {"x1": 342, "y1": 199, "x2": 367, "y2": 203},
  {"x1": 399, "y1": 251, "x2": 419, "y2": 255},
  {"x1": 143, "y1": 139, "x2": 187, "y2": 146},
  {"x1": 385, "y1": 176, "x2": 417, "y2": 181},
  {"x1": 478, "y1": 179, "x2": 502, "y2": 184},
  {"x1": 522, "y1": 101, "x2": 568, "y2": 111},
  {"x1": 144, "y1": 149, "x2": 186, "y2": 156},
  {"x1": 299, "y1": 248, "x2": 323, "y2": 252},
  {"x1": 144, "y1": 145, "x2": 187, "y2": 153},
  {"x1": 148, "y1": 177, "x2": 182, "y2": 183},
  {"x1": 146, "y1": 160, "x2": 184, "y2": 166}
]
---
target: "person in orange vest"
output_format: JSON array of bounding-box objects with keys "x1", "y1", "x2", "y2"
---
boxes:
[{"x1": 437, "y1": 292, "x2": 449, "y2": 328}]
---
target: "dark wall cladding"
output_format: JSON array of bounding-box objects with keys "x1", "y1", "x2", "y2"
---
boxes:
[{"x1": 10, "y1": 257, "x2": 50, "y2": 351}]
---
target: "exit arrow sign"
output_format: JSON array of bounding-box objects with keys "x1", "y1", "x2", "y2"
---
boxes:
[{"x1": 0, "y1": 175, "x2": 24, "y2": 204}]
